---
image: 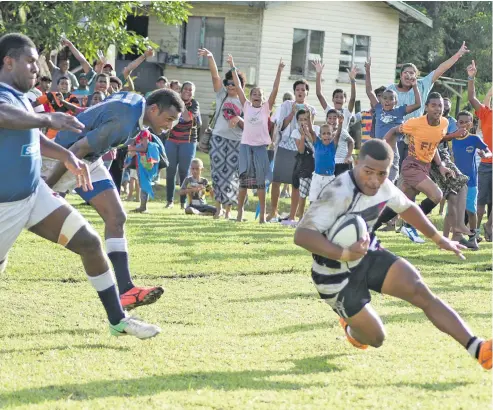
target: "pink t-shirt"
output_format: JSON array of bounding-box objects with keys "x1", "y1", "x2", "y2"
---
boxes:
[{"x1": 241, "y1": 101, "x2": 271, "y2": 146}]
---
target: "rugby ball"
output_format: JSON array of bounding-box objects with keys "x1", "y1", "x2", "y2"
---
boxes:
[{"x1": 326, "y1": 214, "x2": 368, "y2": 268}]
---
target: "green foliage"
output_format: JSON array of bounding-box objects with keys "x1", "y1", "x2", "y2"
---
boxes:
[
  {"x1": 398, "y1": 2, "x2": 491, "y2": 92},
  {"x1": 0, "y1": 1, "x2": 191, "y2": 61}
]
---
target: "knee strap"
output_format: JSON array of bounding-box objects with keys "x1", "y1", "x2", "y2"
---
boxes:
[{"x1": 58, "y1": 211, "x2": 87, "y2": 246}]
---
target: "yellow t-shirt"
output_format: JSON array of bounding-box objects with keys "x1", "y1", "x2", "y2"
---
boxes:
[{"x1": 399, "y1": 116, "x2": 448, "y2": 163}]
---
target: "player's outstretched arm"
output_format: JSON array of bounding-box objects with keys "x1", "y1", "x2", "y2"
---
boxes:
[
  {"x1": 399, "y1": 203, "x2": 466, "y2": 259},
  {"x1": 0, "y1": 103, "x2": 84, "y2": 132}
]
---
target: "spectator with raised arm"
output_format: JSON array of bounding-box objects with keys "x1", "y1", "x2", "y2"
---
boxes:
[
  {"x1": 267, "y1": 79, "x2": 316, "y2": 223},
  {"x1": 467, "y1": 60, "x2": 492, "y2": 241},
  {"x1": 365, "y1": 57, "x2": 421, "y2": 183},
  {"x1": 198, "y1": 48, "x2": 245, "y2": 219},
  {"x1": 313, "y1": 59, "x2": 357, "y2": 130},
  {"x1": 228, "y1": 54, "x2": 284, "y2": 223},
  {"x1": 387, "y1": 42, "x2": 470, "y2": 167}
]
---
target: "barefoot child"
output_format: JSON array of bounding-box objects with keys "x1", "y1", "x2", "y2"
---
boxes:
[{"x1": 179, "y1": 158, "x2": 217, "y2": 216}]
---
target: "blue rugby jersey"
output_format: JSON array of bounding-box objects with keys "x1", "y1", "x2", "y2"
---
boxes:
[
  {"x1": 0, "y1": 82, "x2": 41, "y2": 203},
  {"x1": 55, "y1": 92, "x2": 145, "y2": 159}
]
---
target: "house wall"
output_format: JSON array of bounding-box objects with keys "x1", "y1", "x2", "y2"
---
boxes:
[
  {"x1": 258, "y1": 1, "x2": 400, "y2": 121},
  {"x1": 147, "y1": 2, "x2": 263, "y2": 120}
]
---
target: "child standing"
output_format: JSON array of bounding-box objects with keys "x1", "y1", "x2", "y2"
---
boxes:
[
  {"x1": 451, "y1": 110, "x2": 492, "y2": 248},
  {"x1": 365, "y1": 57, "x2": 422, "y2": 182},
  {"x1": 308, "y1": 123, "x2": 338, "y2": 201},
  {"x1": 290, "y1": 110, "x2": 319, "y2": 222},
  {"x1": 179, "y1": 158, "x2": 217, "y2": 216},
  {"x1": 326, "y1": 109, "x2": 354, "y2": 176},
  {"x1": 313, "y1": 59, "x2": 357, "y2": 130},
  {"x1": 227, "y1": 54, "x2": 285, "y2": 223}
]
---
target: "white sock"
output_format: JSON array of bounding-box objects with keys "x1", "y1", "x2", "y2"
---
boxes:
[
  {"x1": 87, "y1": 270, "x2": 116, "y2": 292},
  {"x1": 106, "y1": 238, "x2": 128, "y2": 254},
  {"x1": 467, "y1": 337, "x2": 483, "y2": 359}
]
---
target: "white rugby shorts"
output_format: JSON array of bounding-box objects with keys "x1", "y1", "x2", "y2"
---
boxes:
[
  {"x1": 0, "y1": 180, "x2": 66, "y2": 261},
  {"x1": 41, "y1": 157, "x2": 111, "y2": 192}
]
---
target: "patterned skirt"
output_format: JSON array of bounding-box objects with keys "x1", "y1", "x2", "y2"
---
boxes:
[
  {"x1": 209, "y1": 135, "x2": 240, "y2": 206},
  {"x1": 429, "y1": 149, "x2": 469, "y2": 198}
]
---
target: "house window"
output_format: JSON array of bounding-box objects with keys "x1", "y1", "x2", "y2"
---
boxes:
[
  {"x1": 181, "y1": 16, "x2": 225, "y2": 67},
  {"x1": 290, "y1": 29, "x2": 324, "y2": 78},
  {"x1": 338, "y1": 34, "x2": 370, "y2": 80}
]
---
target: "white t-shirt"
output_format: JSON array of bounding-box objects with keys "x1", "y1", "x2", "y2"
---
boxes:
[
  {"x1": 298, "y1": 171, "x2": 413, "y2": 277},
  {"x1": 334, "y1": 129, "x2": 351, "y2": 164},
  {"x1": 277, "y1": 100, "x2": 317, "y2": 151},
  {"x1": 291, "y1": 125, "x2": 320, "y2": 153}
]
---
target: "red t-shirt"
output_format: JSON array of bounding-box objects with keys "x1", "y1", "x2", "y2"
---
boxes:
[{"x1": 477, "y1": 106, "x2": 492, "y2": 164}]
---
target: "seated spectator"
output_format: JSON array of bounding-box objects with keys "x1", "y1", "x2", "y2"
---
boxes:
[{"x1": 179, "y1": 158, "x2": 217, "y2": 216}]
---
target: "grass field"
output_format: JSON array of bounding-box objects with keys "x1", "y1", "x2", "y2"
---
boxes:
[{"x1": 0, "y1": 156, "x2": 491, "y2": 409}]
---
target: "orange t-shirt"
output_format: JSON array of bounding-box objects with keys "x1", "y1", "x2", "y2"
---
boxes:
[
  {"x1": 399, "y1": 116, "x2": 448, "y2": 163},
  {"x1": 477, "y1": 106, "x2": 492, "y2": 164},
  {"x1": 36, "y1": 93, "x2": 79, "y2": 139}
]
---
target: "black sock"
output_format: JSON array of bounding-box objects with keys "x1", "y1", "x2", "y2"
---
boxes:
[
  {"x1": 108, "y1": 251, "x2": 134, "y2": 295},
  {"x1": 106, "y1": 237, "x2": 135, "y2": 295},
  {"x1": 373, "y1": 207, "x2": 398, "y2": 232},
  {"x1": 419, "y1": 198, "x2": 438, "y2": 216},
  {"x1": 98, "y1": 285, "x2": 126, "y2": 325}
]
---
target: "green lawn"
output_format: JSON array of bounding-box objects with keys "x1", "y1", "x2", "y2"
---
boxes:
[{"x1": 0, "y1": 162, "x2": 491, "y2": 409}]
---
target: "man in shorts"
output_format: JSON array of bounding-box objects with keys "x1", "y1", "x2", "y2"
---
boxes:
[
  {"x1": 372, "y1": 92, "x2": 466, "y2": 242},
  {"x1": 0, "y1": 33, "x2": 160, "y2": 339},
  {"x1": 294, "y1": 139, "x2": 491, "y2": 370},
  {"x1": 467, "y1": 60, "x2": 492, "y2": 241},
  {"x1": 44, "y1": 88, "x2": 185, "y2": 310}
]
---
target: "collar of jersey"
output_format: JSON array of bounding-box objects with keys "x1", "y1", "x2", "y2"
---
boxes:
[
  {"x1": 349, "y1": 170, "x2": 363, "y2": 194},
  {"x1": 0, "y1": 81, "x2": 23, "y2": 97}
]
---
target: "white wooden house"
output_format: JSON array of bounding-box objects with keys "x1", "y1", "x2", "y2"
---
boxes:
[{"x1": 143, "y1": 1, "x2": 432, "y2": 123}]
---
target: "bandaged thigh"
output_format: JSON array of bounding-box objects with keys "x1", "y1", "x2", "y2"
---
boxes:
[{"x1": 58, "y1": 211, "x2": 89, "y2": 246}]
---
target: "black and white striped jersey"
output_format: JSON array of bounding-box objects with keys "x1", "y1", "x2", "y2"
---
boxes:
[{"x1": 298, "y1": 170, "x2": 413, "y2": 278}]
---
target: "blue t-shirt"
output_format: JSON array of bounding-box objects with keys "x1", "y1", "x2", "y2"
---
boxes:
[
  {"x1": 387, "y1": 70, "x2": 435, "y2": 120},
  {"x1": 374, "y1": 103, "x2": 408, "y2": 139},
  {"x1": 0, "y1": 82, "x2": 41, "y2": 203},
  {"x1": 55, "y1": 92, "x2": 145, "y2": 160},
  {"x1": 314, "y1": 137, "x2": 336, "y2": 175},
  {"x1": 446, "y1": 116, "x2": 458, "y2": 134},
  {"x1": 452, "y1": 134, "x2": 487, "y2": 187}
]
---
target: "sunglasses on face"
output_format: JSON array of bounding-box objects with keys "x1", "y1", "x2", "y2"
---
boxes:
[{"x1": 225, "y1": 81, "x2": 235, "y2": 87}]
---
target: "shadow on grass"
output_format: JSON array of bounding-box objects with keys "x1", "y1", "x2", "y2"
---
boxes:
[
  {"x1": 227, "y1": 291, "x2": 315, "y2": 304},
  {"x1": 0, "y1": 354, "x2": 345, "y2": 405},
  {"x1": 0, "y1": 328, "x2": 100, "y2": 339},
  {"x1": 354, "y1": 381, "x2": 472, "y2": 392},
  {"x1": 0, "y1": 343, "x2": 130, "y2": 355},
  {"x1": 242, "y1": 321, "x2": 330, "y2": 337},
  {"x1": 380, "y1": 311, "x2": 492, "y2": 324}
]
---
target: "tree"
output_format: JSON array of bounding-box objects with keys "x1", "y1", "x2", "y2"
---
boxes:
[
  {"x1": 398, "y1": 1, "x2": 491, "y2": 93},
  {"x1": 0, "y1": 1, "x2": 191, "y2": 61}
]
